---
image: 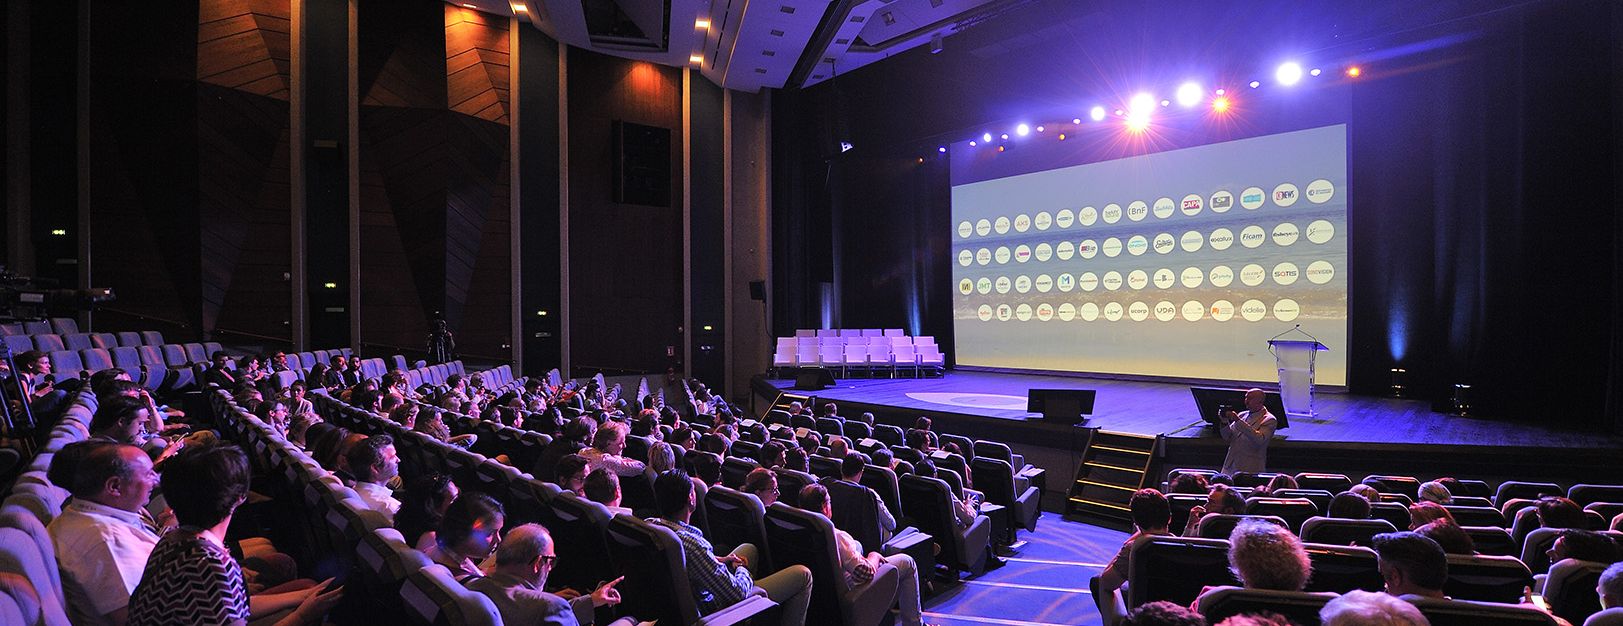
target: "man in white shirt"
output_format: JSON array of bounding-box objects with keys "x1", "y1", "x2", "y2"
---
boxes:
[
  {"x1": 583, "y1": 468, "x2": 634, "y2": 516},
  {"x1": 1219, "y1": 388, "x2": 1277, "y2": 475},
  {"x1": 799, "y1": 484, "x2": 932, "y2": 626},
  {"x1": 346, "y1": 434, "x2": 401, "y2": 522},
  {"x1": 581, "y1": 421, "x2": 646, "y2": 477},
  {"x1": 48, "y1": 441, "x2": 164, "y2": 626}
]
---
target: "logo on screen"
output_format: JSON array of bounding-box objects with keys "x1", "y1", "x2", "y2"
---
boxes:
[
  {"x1": 976, "y1": 219, "x2": 992, "y2": 236},
  {"x1": 1180, "y1": 267, "x2": 1204, "y2": 289},
  {"x1": 1209, "y1": 228, "x2": 1235, "y2": 251},
  {"x1": 1208, "y1": 265, "x2": 1234, "y2": 287},
  {"x1": 995, "y1": 216, "x2": 1011, "y2": 234},
  {"x1": 1154, "y1": 301, "x2": 1176, "y2": 322},
  {"x1": 1035, "y1": 274, "x2": 1054, "y2": 292},
  {"x1": 1128, "y1": 201, "x2": 1149, "y2": 222},
  {"x1": 1153, "y1": 268, "x2": 1175, "y2": 289},
  {"x1": 1272, "y1": 223, "x2": 1300, "y2": 246},
  {"x1": 1240, "y1": 187, "x2": 1266, "y2": 210},
  {"x1": 1080, "y1": 302, "x2": 1100, "y2": 321},
  {"x1": 977, "y1": 277, "x2": 992, "y2": 294},
  {"x1": 1273, "y1": 299, "x2": 1300, "y2": 322},
  {"x1": 1057, "y1": 273, "x2": 1075, "y2": 292},
  {"x1": 1240, "y1": 226, "x2": 1266, "y2": 249},
  {"x1": 1180, "y1": 231, "x2": 1205, "y2": 252},
  {"x1": 1240, "y1": 264, "x2": 1266, "y2": 286},
  {"x1": 1305, "y1": 220, "x2": 1335, "y2": 244},
  {"x1": 1015, "y1": 245, "x2": 1032, "y2": 263},
  {"x1": 1181, "y1": 194, "x2": 1204, "y2": 216},
  {"x1": 995, "y1": 247, "x2": 1012, "y2": 264},
  {"x1": 1306, "y1": 261, "x2": 1335, "y2": 284},
  {"x1": 1154, "y1": 197, "x2": 1176, "y2": 219},
  {"x1": 1056, "y1": 241, "x2": 1076, "y2": 260},
  {"x1": 1306, "y1": 179, "x2": 1335, "y2": 204},
  {"x1": 1240, "y1": 299, "x2": 1267, "y2": 322},
  {"x1": 1128, "y1": 301, "x2": 1149, "y2": 321},
  {"x1": 1127, "y1": 270, "x2": 1148, "y2": 290},
  {"x1": 1182, "y1": 301, "x2": 1205, "y2": 321},
  {"x1": 1015, "y1": 304, "x2": 1033, "y2": 321},
  {"x1": 1102, "y1": 237, "x2": 1123, "y2": 257},
  {"x1": 1153, "y1": 233, "x2": 1176, "y2": 254},
  {"x1": 1056, "y1": 209, "x2": 1075, "y2": 228},
  {"x1": 977, "y1": 305, "x2": 993, "y2": 321},
  {"x1": 1272, "y1": 262, "x2": 1300, "y2": 286},
  {"x1": 1127, "y1": 235, "x2": 1149, "y2": 256},
  {"x1": 1058, "y1": 302, "x2": 1077, "y2": 321},
  {"x1": 1210, "y1": 191, "x2": 1234, "y2": 213},
  {"x1": 1080, "y1": 272, "x2": 1099, "y2": 291},
  {"x1": 995, "y1": 276, "x2": 1012, "y2": 293},
  {"x1": 1103, "y1": 302, "x2": 1124, "y2": 321},
  {"x1": 996, "y1": 304, "x2": 1012, "y2": 321},
  {"x1": 1079, "y1": 206, "x2": 1098, "y2": 226},
  {"x1": 1035, "y1": 243, "x2": 1053, "y2": 262},
  {"x1": 1035, "y1": 211, "x2": 1052, "y2": 230},
  {"x1": 1102, "y1": 271, "x2": 1123, "y2": 291},
  {"x1": 1014, "y1": 214, "x2": 1031, "y2": 232},
  {"x1": 959, "y1": 250, "x2": 974, "y2": 266},
  {"x1": 976, "y1": 248, "x2": 992, "y2": 265},
  {"x1": 1036, "y1": 303, "x2": 1054, "y2": 321},
  {"x1": 959, "y1": 279, "x2": 973, "y2": 295},
  {"x1": 1079, "y1": 239, "x2": 1098, "y2": 259},
  {"x1": 1102, "y1": 204, "x2": 1123, "y2": 224},
  {"x1": 958, "y1": 221, "x2": 973, "y2": 238},
  {"x1": 1273, "y1": 183, "x2": 1299, "y2": 207},
  {"x1": 1015, "y1": 275, "x2": 1032, "y2": 293},
  {"x1": 1210, "y1": 300, "x2": 1235, "y2": 321}
]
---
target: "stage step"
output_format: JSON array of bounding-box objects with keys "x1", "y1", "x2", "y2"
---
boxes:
[{"x1": 1067, "y1": 430, "x2": 1162, "y2": 527}]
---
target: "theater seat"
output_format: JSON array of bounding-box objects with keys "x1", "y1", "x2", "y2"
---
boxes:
[
  {"x1": 604, "y1": 515, "x2": 776, "y2": 626},
  {"x1": 899, "y1": 474, "x2": 989, "y2": 578},
  {"x1": 1461, "y1": 525, "x2": 1517, "y2": 556},
  {"x1": 353, "y1": 527, "x2": 433, "y2": 623},
  {"x1": 1445, "y1": 504, "x2": 1508, "y2": 528},
  {"x1": 32, "y1": 334, "x2": 65, "y2": 353},
  {"x1": 1444, "y1": 553, "x2": 1533, "y2": 603},
  {"x1": 1404, "y1": 596, "x2": 1558, "y2": 626},
  {"x1": 1195, "y1": 586, "x2": 1339, "y2": 625},
  {"x1": 773, "y1": 468, "x2": 816, "y2": 509},
  {"x1": 1127, "y1": 536, "x2": 1235, "y2": 608},
  {"x1": 973, "y1": 456, "x2": 1040, "y2": 533},
  {"x1": 721, "y1": 457, "x2": 759, "y2": 489},
  {"x1": 763, "y1": 502, "x2": 899, "y2": 626},
  {"x1": 399, "y1": 564, "x2": 499, "y2": 626},
  {"x1": 61, "y1": 333, "x2": 95, "y2": 351},
  {"x1": 1300, "y1": 516, "x2": 1397, "y2": 548},
  {"x1": 1543, "y1": 559, "x2": 1608, "y2": 625},
  {"x1": 544, "y1": 493, "x2": 619, "y2": 594},
  {"x1": 1364, "y1": 474, "x2": 1421, "y2": 499},
  {"x1": 1521, "y1": 527, "x2": 1562, "y2": 574},
  {"x1": 1568, "y1": 484, "x2": 1623, "y2": 507},
  {"x1": 704, "y1": 486, "x2": 773, "y2": 571},
  {"x1": 1496, "y1": 481, "x2": 1562, "y2": 508},
  {"x1": 1302, "y1": 543, "x2": 1385, "y2": 594},
  {"x1": 1370, "y1": 502, "x2": 1413, "y2": 530},
  {"x1": 1245, "y1": 498, "x2": 1317, "y2": 533},
  {"x1": 1196, "y1": 514, "x2": 1288, "y2": 540}
]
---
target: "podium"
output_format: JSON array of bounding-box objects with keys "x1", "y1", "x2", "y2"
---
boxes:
[{"x1": 1269, "y1": 339, "x2": 1327, "y2": 420}]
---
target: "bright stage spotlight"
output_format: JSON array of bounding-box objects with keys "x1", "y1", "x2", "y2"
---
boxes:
[
  {"x1": 1035, "y1": 125, "x2": 1044, "y2": 133},
  {"x1": 982, "y1": 132, "x2": 992, "y2": 142},
  {"x1": 1089, "y1": 106, "x2": 1106, "y2": 121},
  {"x1": 937, "y1": 146, "x2": 947, "y2": 153},
  {"x1": 1072, "y1": 118, "x2": 1082, "y2": 124},
  {"x1": 1016, "y1": 123, "x2": 1030, "y2": 136},
  {"x1": 1128, "y1": 93, "x2": 1155, "y2": 115},
  {"x1": 1346, "y1": 66, "x2": 1362, "y2": 77},
  {"x1": 1175, "y1": 82, "x2": 1203, "y2": 107},
  {"x1": 1309, "y1": 68, "x2": 1322, "y2": 77},
  {"x1": 1211, "y1": 96, "x2": 1230, "y2": 112},
  {"x1": 1000, "y1": 133, "x2": 1009, "y2": 140},
  {"x1": 1276, "y1": 62, "x2": 1303, "y2": 85},
  {"x1": 969, "y1": 140, "x2": 977, "y2": 146},
  {"x1": 1249, "y1": 80, "x2": 1261, "y2": 89}
]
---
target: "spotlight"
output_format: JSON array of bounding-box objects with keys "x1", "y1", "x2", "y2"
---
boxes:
[
  {"x1": 996, "y1": 145, "x2": 1004, "y2": 152},
  {"x1": 1016, "y1": 123, "x2": 1030, "y2": 136},
  {"x1": 982, "y1": 133, "x2": 992, "y2": 142},
  {"x1": 1114, "y1": 109, "x2": 1123, "y2": 116},
  {"x1": 937, "y1": 146, "x2": 947, "y2": 153},
  {"x1": 1346, "y1": 66, "x2": 1362, "y2": 77},
  {"x1": 969, "y1": 140, "x2": 977, "y2": 146},
  {"x1": 1211, "y1": 96, "x2": 1230, "y2": 112},
  {"x1": 1175, "y1": 82, "x2": 1203, "y2": 107},
  {"x1": 1249, "y1": 80, "x2": 1261, "y2": 89},
  {"x1": 1276, "y1": 62, "x2": 1303, "y2": 85},
  {"x1": 1128, "y1": 93, "x2": 1155, "y2": 115},
  {"x1": 1309, "y1": 68, "x2": 1322, "y2": 77},
  {"x1": 1057, "y1": 133, "x2": 1066, "y2": 140},
  {"x1": 1035, "y1": 125, "x2": 1044, "y2": 133},
  {"x1": 1125, "y1": 114, "x2": 1149, "y2": 132},
  {"x1": 1159, "y1": 99, "x2": 1170, "y2": 107},
  {"x1": 695, "y1": 18, "x2": 711, "y2": 29},
  {"x1": 916, "y1": 157, "x2": 924, "y2": 164},
  {"x1": 689, "y1": 54, "x2": 704, "y2": 64},
  {"x1": 1389, "y1": 368, "x2": 1406, "y2": 398},
  {"x1": 1215, "y1": 88, "x2": 1225, "y2": 96},
  {"x1": 1072, "y1": 118, "x2": 1082, "y2": 124},
  {"x1": 1000, "y1": 133, "x2": 1008, "y2": 140},
  {"x1": 1089, "y1": 106, "x2": 1106, "y2": 121}
]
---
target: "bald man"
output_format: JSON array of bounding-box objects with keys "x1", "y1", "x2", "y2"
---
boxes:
[{"x1": 1219, "y1": 389, "x2": 1276, "y2": 475}]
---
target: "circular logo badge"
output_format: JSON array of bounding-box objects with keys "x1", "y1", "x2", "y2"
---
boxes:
[
  {"x1": 1079, "y1": 272, "x2": 1099, "y2": 291},
  {"x1": 976, "y1": 248, "x2": 993, "y2": 265},
  {"x1": 1128, "y1": 200, "x2": 1149, "y2": 222},
  {"x1": 958, "y1": 278, "x2": 973, "y2": 295},
  {"x1": 1153, "y1": 268, "x2": 1175, "y2": 289},
  {"x1": 995, "y1": 246, "x2": 1012, "y2": 264},
  {"x1": 1056, "y1": 209, "x2": 1075, "y2": 228},
  {"x1": 1180, "y1": 230, "x2": 1205, "y2": 252},
  {"x1": 1014, "y1": 214, "x2": 1031, "y2": 233},
  {"x1": 1015, "y1": 303, "x2": 1033, "y2": 321},
  {"x1": 1034, "y1": 243, "x2": 1053, "y2": 262},
  {"x1": 958, "y1": 221, "x2": 974, "y2": 238},
  {"x1": 1154, "y1": 300, "x2": 1177, "y2": 322},
  {"x1": 1127, "y1": 269, "x2": 1149, "y2": 290},
  {"x1": 1182, "y1": 301, "x2": 1205, "y2": 321},
  {"x1": 1079, "y1": 206, "x2": 1098, "y2": 226},
  {"x1": 1102, "y1": 237, "x2": 1123, "y2": 258},
  {"x1": 1273, "y1": 299, "x2": 1300, "y2": 322},
  {"x1": 996, "y1": 303, "x2": 1013, "y2": 321},
  {"x1": 1055, "y1": 240, "x2": 1076, "y2": 260},
  {"x1": 1272, "y1": 222, "x2": 1301, "y2": 247},
  {"x1": 1240, "y1": 225, "x2": 1266, "y2": 249},
  {"x1": 976, "y1": 219, "x2": 992, "y2": 236},
  {"x1": 1153, "y1": 232, "x2": 1176, "y2": 254},
  {"x1": 995, "y1": 276, "x2": 1012, "y2": 293},
  {"x1": 1035, "y1": 303, "x2": 1053, "y2": 321},
  {"x1": 1035, "y1": 274, "x2": 1054, "y2": 293},
  {"x1": 1181, "y1": 194, "x2": 1204, "y2": 216},
  {"x1": 1209, "y1": 227, "x2": 1235, "y2": 251},
  {"x1": 1102, "y1": 203, "x2": 1123, "y2": 224},
  {"x1": 1127, "y1": 235, "x2": 1149, "y2": 256},
  {"x1": 1305, "y1": 260, "x2": 1335, "y2": 284},
  {"x1": 1014, "y1": 275, "x2": 1032, "y2": 293},
  {"x1": 1272, "y1": 262, "x2": 1300, "y2": 286},
  {"x1": 1210, "y1": 299, "x2": 1235, "y2": 321},
  {"x1": 976, "y1": 277, "x2": 992, "y2": 294},
  {"x1": 1057, "y1": 273, "x2": 1075, "y2": 292},
  {"x1": 1239, "y1": 187, "x2": 1266, "y2": 210},
  {"x1": 1305, "y1": 219, "x2": 1335, "y2": 244},
  {"x1": 994, "y1": 216, "x2": 1011, "y2": 234},
  {"x1": 977, "y1": 304, "x2": 993, "y2": 321},
  {"x1": 1180, "y1": 267, "x2": 1204, "y2": 288},
  {"x1": 1034, "y1": 211, "x2": 1052, "y2": 231},
  {"x1": 1057, "y1": 302, "x2": 1077, "y2": 321},
  {"x1": 1273, "y1": 183, "x2": 1300, "y2": 207},
  {"x1": 1102, "y1": 271, "x2": 1123, "y2": 291},
  {"x1": 1128, "y1": 301, "x2": 1150, "y2": 321},
  {"x1": 1079, "y1": 239, "x2": 1098, "y2": 259},
  {"x1": 1153, "y1": 197, "x2": 1176, "y2": 219},
  {"x1": 1240, "y1": 263, "x2": 1267, "y2": 286},
  {"x1": 1305, "y1": 179, "x2": 1334, "y2": 204},
  {"x1": 1208, "y1": 265, "x2": 1235, "y2": 287},
  {"x1": 1210, "y1": 190, "x2": 1235, "y2": 213},
  {"x1": 1103, "y1": 302, "x2": 1124, "y2": 321},
  {"x1": 1240, "y1": 299, "x2": 1267, "y2": 322},
  {"x1": 1014, "y1": 244, "x2": 1032, "y2": 263},
  {"x1": 958, "y1": 249, "x2": 974, "y2": 266},
  {"x1": 1080, "y1": 302, "x2": 1100, "y2": 321}
]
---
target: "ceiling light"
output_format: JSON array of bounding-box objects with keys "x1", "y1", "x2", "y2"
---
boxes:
[
  {"x1": 1175, "y1": 82, "x2": 1203, "y2": 107},
  {"x1": 695, "y1": 18, "x2": 711, "y2": 30},
  {"x1": 1090, "y1": 106, "x2": 1106, "y2": 121},
  {"x1": 689, "y1": 54, "x2": 703, "y2": 64},
  {"x1": 1276, "y1": 62, "x2": 1303, "y2": 85}
]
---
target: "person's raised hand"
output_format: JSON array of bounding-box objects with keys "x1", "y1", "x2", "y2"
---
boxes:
[{"x1": 591, "y1": 576, "x2": 625, "y2": 607}]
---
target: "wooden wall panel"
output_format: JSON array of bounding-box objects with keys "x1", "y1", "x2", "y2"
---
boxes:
[
  {"x1": 196, "y1": 0, "x2": 291, "y2": 99},
  {"x1": 444, "y1": 5, "x2": 508, "y2": 124}
]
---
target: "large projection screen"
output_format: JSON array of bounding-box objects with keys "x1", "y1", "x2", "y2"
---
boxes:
[{"x1": 950, "y1": 124, "x2": 1348, "y2": 385}]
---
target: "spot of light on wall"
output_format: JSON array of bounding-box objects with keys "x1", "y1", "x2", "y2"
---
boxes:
[{"x1": 694, "y1": 18, "x2": 710, "y2": 30}]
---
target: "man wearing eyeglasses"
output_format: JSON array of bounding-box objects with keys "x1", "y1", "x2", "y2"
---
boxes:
[{"x1": 468, "y1": 523, "x2": 649, "y2": 626}]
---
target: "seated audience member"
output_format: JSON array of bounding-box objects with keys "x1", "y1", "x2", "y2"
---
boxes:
[
  {"x1": 870, "y1": 447, "x2": 899, "y2": 473},
  {"x1": 1221, "y1": 518, "x2": 1312, "y2": 592},
  {"x1": 910, "y1": 416, "x2": 939, "y2": 450},
  {"x1": 348, "y1": 380, "x2": 383, "y2": 412},
  {"x1": 1263, "y1": 474, "x2": 1299, "y2": 495},
  {"x1": 46, "y1": 439, "x2": 112, "y2": 494},
  {"x1": 1184, "y1": 484, "x2": 1247, "y2": 536},
  {"x1": 785, "y1": 401, "x2": 805, "y2": 419},
  {"x1": 426, "y1": 492, "x2": 506, "y2": 581},
  {"x1": 440, "y1": 374, "x2": 471, "y2": 411},
  {"x1": 348, "y1": 434, "x2": 401, "y2": 523},
  {"x1": 1408, "y1": 501, "x2": 1456, "y2": 530},
  {"x1": 396, "y1": 473, "x2": 459, "y2": 550},
  {"x1": 1327, "y1": 491, "x2": 1372, "y2": 520},
  {"x1": 1212, "y1": 614, "x2": 1292, "y2": 626},
  {"x1": 389, "y1": 403, "x2": 419, "y2": 429},
  {"x1": 742, "y1": 468, "x2": 780, "y2": 507},
  {"x1": 1417, "y1": 480, "x2": 1453, "y2": 505},
  {"x1": 647, "y1": 441, "x2": 680, "y2": 474},
  {"x1": 49, "y1": 442, "x2": 164, "y2": 626},
  {"x1": 90, "y1": 395, "x2": 183, "y2": 463},
  {"x1": 819, "y1": 403, "x2": 842, "y2": 421},
  {"x1": 856, "y1": 412, "x2": 876, "y2": 426},
  {"x1": 690, "y1": 452, "x2": 724, "y2": 487},
  {"x1": 1121, "y1": 601, "x2": 1208, "y2": 626},
  {"x1": 1318, "y1": 590, "x2": 1428, "y2": 626},
  {"x1": 904, "y1": 429, "x2": 935, "y2": 454},
  {"x1": 256, "y1": 399, "x2": 291, "y2": 438},
  {"x1": 235, "y1": 384, "x2": 266, "y2": 414},
  {"x1": 416, "y1": 407, "x2": 477, "y2": 449},
  {"x1": 647, "y1": 470, "x2": 812, "y2": 626},
  {"x1": 1094, "y1": 489, "x2": 1174, "y2": 607},
  {"x1": 1169, "y1": 473, "x2": 1211, "y2": 495},
  {"x1": 827, "y1": 436, "x2": 850, "y2": 460},
  {"x1": 269, "y1": 351, "x2": 292, "y2": 373},
  {"x1": 204, "y1": 351, "x2": 238, "y2": 389},
  {"x1": 582, "y1": 421, "x2": 646, "y2": 477},
  {"x1": 832, "y1": 453, "x2": 900, "y2": 539},
  {"x1": 239, "y1": 355, "x2": 269, "y2": 386},
  {"x1": 585, "y1": 469, "x2": 633, "y2": 516},
  {"x1": 1415, "y1": 520, "x2": 1476, "y2": 555},
  {"x1": 1371, "y1": 531, "x2": 1449, "y2": 599},
  {"x1": 799, "y1": 483, "x2": 932, "y2": 626},
  {"x1": 321, "y1": 354, "x2": 354, "y2": 389},
  {"x1": 1547, "y1": 529, "x2": 1621, "y2": 568},
  {"x1": 285, "y1": 380, "x2": 315, "y2": 421},
  {"x1": 795, "y1": 431, "x2": 822, "y2": 455},
  {"x1": 535, "y1": 417, "x2": 594, "y2": 480},
  {"x1": 126, "y1": 442, "x2": 343, "y2": 626},
  {"x1": 1536, "y1": 496, "x2": 1589, "y2": 530},
  {"x1": 758, "y1": 440, "x2": 788, "y2": 470},
  {"x1": 1349, "y1": 483, "x2": 1381, "y2": 502},
  {"x1": 331, "y1": 432, "x2": 369, "y2": 484},
  {"x1": 1599, "y1": 562, "x2": 1623, "y2": 614},
  {"x1": 914, "y1": 459, "x2": 978, "y2": 528},
  {"x1": 379, "y1": 393, "x2": 405, "y2": 414},
  {"x1": 557, "y1": 454, "x2": 590, "y2": 497},
  {"x1": 467, "y1": 523, "x2": 638, "y2": 626},
  {"x1": 784, "y1": 447, "x2": 810, "y2": 474},
  {"x1": 302, "y1": 423, "x2": 345, "y2": 464},
  {"x1": 1209, "y1": 473, "x2": 1235, "y2": 487}
]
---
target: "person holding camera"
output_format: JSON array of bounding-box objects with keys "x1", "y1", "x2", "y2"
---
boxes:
[{"x1": 1219, "y1": 388, "x2": 1276, "y2": 475}]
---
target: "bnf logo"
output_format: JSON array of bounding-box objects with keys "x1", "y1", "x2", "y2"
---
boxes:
[
  {"x1": 1273, "y1": 183, "x2": 1300, "y2": 207},
  {"x1": 1128, "y1": 200, "x2": 1149, "y2": 222}
]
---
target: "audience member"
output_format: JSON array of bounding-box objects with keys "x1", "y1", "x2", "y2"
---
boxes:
[
  {"x1": 1407, "y1": 502, "x2": 1456, "y2": 530},
  {"x1": 1223, "y1": 518, "x2": 1311, "y2": 592},
  {"x1": 1349, "y1": 483, "x2": 1382, "y2": 502},
  {"x1": 285, "y1": 380, "x2": 315, "y2": 422},
  {"x1": 1184, "y1": 484, "x2": 1247, "y2": 536},
  {"x1": 784, "y1": 446, "x2": 810, "y2": 474},
  {"x1": 415, "y1": 407, "x2": 477, "y2": 449},
  {"x1": 1264, "y1": 474, "x2": 1299, "y2": 494},
  {"x1": 347, "y1": 434, "x2": 401, "y2": 523},
  {"x1": 48, "y1": 442, "x2": 164, "y2": 626},
  {"x1": 1318, "y1": 589, "x2": 1428, "y2": 626},
  {"x1": 204, "y1": 351, "x2": 238, "y2": 389},
  {"x1": 1600, "y1": 562, "x2": 1623, "y2": 611},
  {"x1": 256, "y1": 398, "x2": 291, "y2": 438},
  {"x1": 1095, "y1": 489, "x2": 1174, "y2": 606},
  {"x1": 90, "y1": 395, "x2": 183, "y2": 464},
  {"x1": 467, "y1": 523, "x2": 637, "y2": 626},
  {"x1": 1417, "y1": 480, "x2": 1453, "y2": 505},
  {"x1": 1415, "y1": 520, "x2": 1476, "y2": 555},
  {"x1": 758, "y1": 440, "x2": 787, "y2": 470},
  {"x1": 648, "y1": 441, "x2": 680, "y2": 474},
  {"x1": 1327, "y1": 491, "x2": 1372, "y2": 519},
  {"x1": 1548, "y1": 529, "x2": 1620, "y2": 567},
  {"x1": 742, "y1": 468, "x2": 780, "y2": 507},
  {"x1": 914, "y1": 459, "x2": 978, "y2": 528},
  {"x1": 690, "y1": 452, "x2": 724, "y2": 487},
  {"x1": 1536, "y1": 496, "x2": 1588, "y2": 530},
  {"x1": 534, "y1": 417, "x2": 593, "y2": 481},
  {"x1": 557, "y1": 454, "x2": 590, "y2": 497},
  {"x1": 827, "y1": 436, "x2": 850, "y2": 459},
  {"x1": 1209, "y1": 473, "x2": 1235, "y2": 486},
  {"x1": 1371, "y1": 531, "x2": 1448, "y2": 599},
  {"x1": 1169, "y1": 473, "x2": 1211, "y2": 495},
  {"x1": 1120, "y1": 601, "x2": 1207, "y2": 626},
  {"x1": 426, "y1": 492, "x2": 506, "y2": 581},
  {"x1": 648, "y1": 469, "x2": 812, "y2": 626},
  {"x1": 1211, "y1": 614, "x2": 1293, "y2": 626},
  {"x1": 582, "y1": 421, "x2": 646, "y2": 477},
  {"x1": 799, "y1": 483, "x2": 931, "y2": 626},
  {"x1": 584, "y1": 469, "x2": 633, "y2": 516},
  {"x1": 396, "y1": 473, "x2": 459, "y2": 550}
]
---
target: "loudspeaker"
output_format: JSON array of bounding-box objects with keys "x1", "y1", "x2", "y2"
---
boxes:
[
  {"x1": 794, "y1": 368, "x2": 836, "y2": 391},
  {"x1": 748, "y1": 281, "x2": 766, "y2": 301},
  {"x1": 1027, "y1": 388, "x2": 1097, "y2": 424},
  {"x1": 611, "y1": 121, "x2": 671, "y2": 207}
]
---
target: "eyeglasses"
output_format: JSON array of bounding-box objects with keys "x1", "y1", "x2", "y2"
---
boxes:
[{"x1": 540, "y1": 555, "x2": 558, "y2": 567}]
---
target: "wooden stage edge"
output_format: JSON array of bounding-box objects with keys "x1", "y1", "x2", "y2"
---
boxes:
[{"x1": 751, "y1": 371, "x2": 1623, "y2": 492}]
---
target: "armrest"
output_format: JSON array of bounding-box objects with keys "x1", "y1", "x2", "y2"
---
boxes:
[
  {"x1": 695, "y1": 595, "x2": 777, "y2": 626},
  {"x1": 882, "y1": 528, "x2": 933, "y2": 554},
  {"x1": 841, "y1": 562, "x2": 899, "y2": 626}
]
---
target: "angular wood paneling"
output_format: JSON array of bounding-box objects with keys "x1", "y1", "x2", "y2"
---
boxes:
[
  {"x1": 444, "y1": 5, "x2": 509, "y2": 125},
  {"x1": 197, "y1": 0, "x2": 291, "y2": 99}
]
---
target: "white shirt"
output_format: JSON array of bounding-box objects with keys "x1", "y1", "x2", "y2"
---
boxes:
[
  {"x1": 1220, "y1": 408, "x2": 1277, "y2": 475},
  {"x1": 48, "y1": 499, "x2": 161, "y2": 626},
  {"x1": 353, "y1": 480, "x2": 402, "y2": 524},
  {"x1": 833, "y1": 527, "x2": 868, "y2": 589},
  {"x1": 580, "y1": 447, "x2": 646, "y2": 477}
]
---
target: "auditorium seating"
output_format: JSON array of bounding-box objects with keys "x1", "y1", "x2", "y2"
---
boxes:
[
  {"x1": 1194, "y1": 587, "x2": 1338, "y2": 625},
  {"x1": 763, "y1": 502, "x2": 900, "y2": 626},
  {"x1": 899, "y1": 474, "x2": 991, "y2": 578},
  {"x1": 1300, "y1": 516, "x2": 1398, "y2": 547},
  {"x1": 605, "y1": 515, "x2": 777, "y2": 626},
  {"x1": 704, "y1": 485, "x2": 774, "y2": 571}
]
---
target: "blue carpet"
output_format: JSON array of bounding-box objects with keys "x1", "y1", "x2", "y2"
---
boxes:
[{"x1": 922, "y1": 512, "x2": 1125, "y2": 626}]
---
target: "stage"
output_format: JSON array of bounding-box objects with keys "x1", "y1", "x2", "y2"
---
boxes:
[{"x1": 752, "y1": 370, "x2": 1623, "y2": 502}]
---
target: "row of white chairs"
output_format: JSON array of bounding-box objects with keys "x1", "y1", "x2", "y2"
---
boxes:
[
  {"x1": 771, "y1": 342, "x2": 946, "y2": 378},
  {"x1": 776, "y1": 334, "x2": 938, "y2": 349},
  {"x1": 793, "y1": 328, "x2": 906, "y2": 338}
]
